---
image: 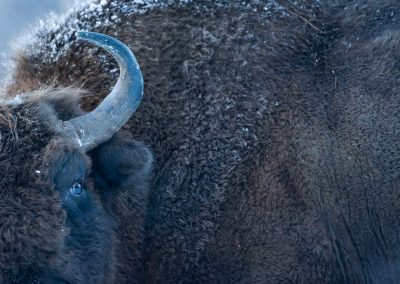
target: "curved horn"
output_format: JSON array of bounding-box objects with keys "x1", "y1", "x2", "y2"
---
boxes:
[{"x1": 60, "y1": 32, "x2": 144, "y2": 151}]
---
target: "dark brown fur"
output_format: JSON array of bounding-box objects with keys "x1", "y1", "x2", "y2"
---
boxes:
[{"x1": 2, "y1": 0, "x2": 400, "y2": 282}]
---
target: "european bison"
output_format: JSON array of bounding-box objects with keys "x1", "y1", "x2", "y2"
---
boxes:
[{"x1": 1, "y1": 0, "x2": 400, "y2": 283}]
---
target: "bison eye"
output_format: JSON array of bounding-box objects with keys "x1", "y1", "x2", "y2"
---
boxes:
[{"x1": 70, "y1": 183, "x2": 83, "y2": 196}]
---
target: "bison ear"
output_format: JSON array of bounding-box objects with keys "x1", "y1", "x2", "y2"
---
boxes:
[{"x1": 89, "y1": 131, "x2": 153, "y2": 190}]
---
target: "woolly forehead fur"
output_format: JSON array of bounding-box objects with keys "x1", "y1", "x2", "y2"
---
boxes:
[
  {"x1": 0, "y1": 88, "x2": 84, "y2": 144},
  {"x1": 0, "y1": 87, "x2": 85, "y2": 106}
]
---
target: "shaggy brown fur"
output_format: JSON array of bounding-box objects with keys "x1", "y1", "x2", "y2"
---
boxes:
[
  {"x1": 2, "y1": 0, "x2": 400, "y2": 283},
  {"x1": 0, "y1": 89, "x2": 153, "y2": 283}
]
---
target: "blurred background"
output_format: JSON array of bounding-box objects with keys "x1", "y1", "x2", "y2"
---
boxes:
[{"x1": 0, "y1": 0, "x2": 71, "y2": 53}]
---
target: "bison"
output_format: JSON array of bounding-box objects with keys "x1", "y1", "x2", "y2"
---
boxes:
[{"x1": 1, "y1": 0, "x2": 400, "y2": 283}]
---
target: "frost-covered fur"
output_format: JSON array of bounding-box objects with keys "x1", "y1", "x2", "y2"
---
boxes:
[{"x1": 2, "y1": 0, "x2": 400, "y2": 283}]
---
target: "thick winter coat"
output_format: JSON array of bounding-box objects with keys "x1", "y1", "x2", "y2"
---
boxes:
[{"x1": 1, "y1": 0, "x2": 400, "y2": 283}]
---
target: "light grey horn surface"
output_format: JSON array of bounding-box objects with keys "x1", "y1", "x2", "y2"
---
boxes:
[{"x1": 61, "y1": 31, "x2": 144, "y2": 151}]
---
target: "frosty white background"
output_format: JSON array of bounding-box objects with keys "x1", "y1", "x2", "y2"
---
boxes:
[{"x1": 0, "y1": 0, "x2": 70, "y2": 53}]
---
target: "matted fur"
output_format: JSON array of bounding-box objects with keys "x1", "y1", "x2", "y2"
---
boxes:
[{"x1": 2, "y1": 0, "x2": 400, "y2": 283}]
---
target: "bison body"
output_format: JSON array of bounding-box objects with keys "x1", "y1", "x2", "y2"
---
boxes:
[{"x1": 1, "y1": 0, "x2": 400, "y2": 283}]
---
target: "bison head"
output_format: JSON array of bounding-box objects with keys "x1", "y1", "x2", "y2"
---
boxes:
[{"x1": 0, "y1": 33, "x2": 153, "y2": 283}]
